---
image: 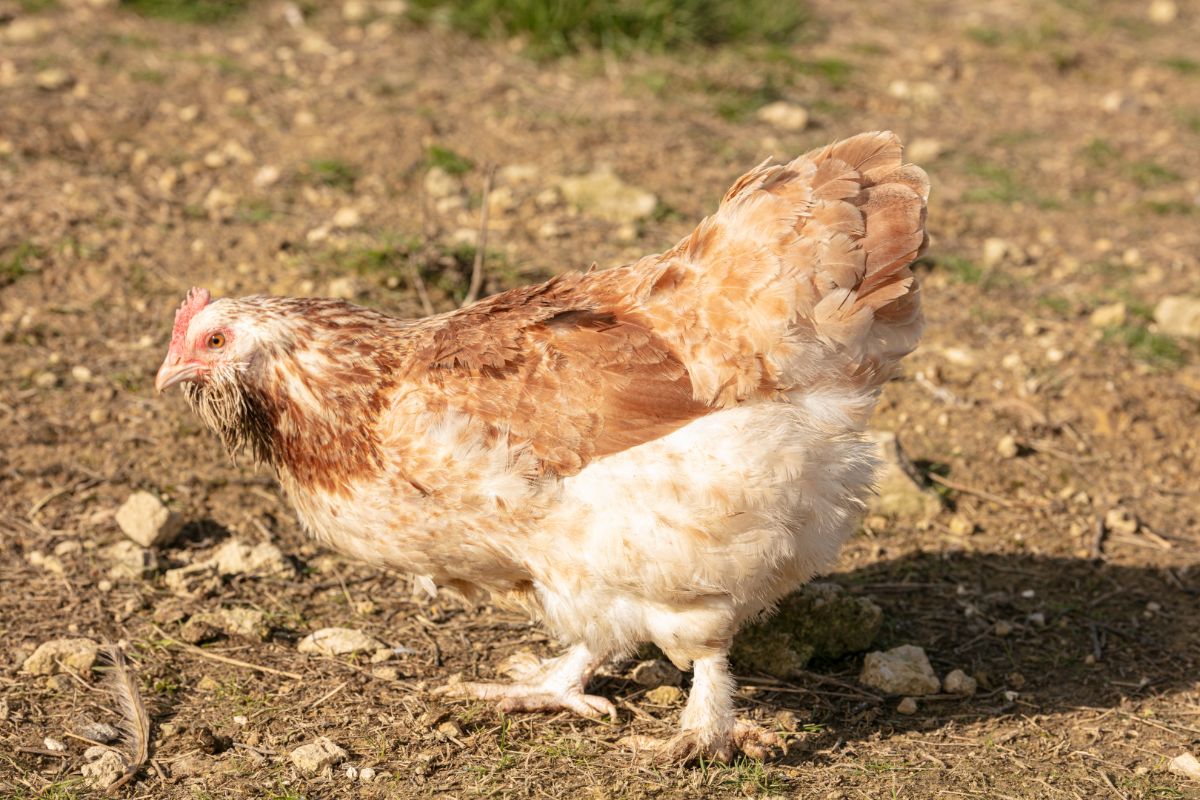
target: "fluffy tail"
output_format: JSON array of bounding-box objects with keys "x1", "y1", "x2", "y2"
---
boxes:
[{"x1": 624, "y1": 131, "x2": 929, "y2": 407}]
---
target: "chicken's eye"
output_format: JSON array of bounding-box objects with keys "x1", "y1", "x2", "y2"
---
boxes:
[{"x1": 207, "y1": 332, "x2": 226, "y2": 350}]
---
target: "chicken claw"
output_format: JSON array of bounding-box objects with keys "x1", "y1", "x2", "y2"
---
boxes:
[
  {"x1": 433, "y1": 644, "x2": 616, "y2": 722},
  {"x1": 620, "y1": 720, "x2": 784, "y2": 764}
]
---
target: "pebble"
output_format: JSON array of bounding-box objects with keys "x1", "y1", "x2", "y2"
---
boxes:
[
  {"x1": 359, "y1": 766, "x2": 377, "y2": 782},
  {"x1": 497, "y1": 164, "x2": 540, "y2": 185},
  {"x1": 982, "y1": 237, "x2": 1010, "y2": 268},
  {"x1": 327, "y1": 275, "x2": 363, "y2": 299},
  {"x1": 558, "y1": 167, "x2": 657, "y2": 224},
  {"x1": 859, "y1": 645, "x2": 941, "y2": 696},
  {"x1": 81, "y1": 749, "x2": 125, "y2": 789},
  {"x1": 942, "y1": 669, "x2": 977, "y2": 696},
  {"x1": 115, "y1": 491, "x2": 184, "y2": 548},
  {"x1": 1089, "y1": 302, "x2": 1127, "y2": 328},
  {"x1": 948, "y1": 515, "x2": 975, "y2": 537},
  {"x1": 1027, "y1": 612, "x2": 1046, "y2": 627},
  {"x1": 71, "y1": 365, "x2": 93, "y2": 384},
  {"x1": 1154, "y1": 296, "x2": 1200, "y2": 339},
  {"x1": 35, "y1": 68, "x2": 74, "y2": 91},
  {"x1": 1104, "y1": 507, "x2": 1139, "y2": 536},
  {"x1": 297, "y1": 627, "x2": 384, "y2": 656},
  {"x1": 104, "y1": 540, "x2": 159, "y2": 579},
  {"x1": 1168, "y1": 752, "x2": 1200, "y2": 783},
  {"x1": 23, "y1": 638, "x2": 98, "y2": 676},
  {"x1": 1148, "y1": 0, "x2": 1178, "y2": 24},
  {"x1": 44, "y1": 736, "x2": 66, "y2": 752},
  {"x1": 75, "y1": 720, "x2": 120, "y2": 743},
  {"x1": 630, "y1": 659, "x2": 683, "y2": 688},
  {"x1": 896, "y1": 697, "x2": 918, "y2": 714},
  {"x1": 645, "y1": 685, "x2": 684, "y2": 705},
  {"x1": 755, "y1": 101, "x2": 809, "y2": 132},
  {"x1": 253, "y1": 165, "x2": 281, "y2": 188},
  {"x1": 211, "y1": 539, "x2": 293, "y2": 577},
  {"x1": 331, "y1": 207, "x2": 362, "y2": 229},
  {"x1": 867, "y1": 431, "x2": 941, "y2": 520},
  {"x1": 423, "y1": 167, "x2": 463, "y2": 200},
  {"x1": 34, "y1": 371, "x2": 58, "y2": 388},
  {"x1": 342, "y1": 0, "x2": 369, "y2": 22},
  {"x1": 906, "y1": 138, "x2": 944, "y2": 164},
  {"x1": 290, "y1": 737, "x2": 348, "y2": 775},
  {"x1": 996, "y1": 435, "x2": 1019, "y2": 459},
  {"x1": 993, "y1": 621, "x2": 1014, "y2": 637}
]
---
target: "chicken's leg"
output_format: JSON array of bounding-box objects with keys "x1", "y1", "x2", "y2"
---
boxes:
[
  {"x1": 623, "y1": 654, "x2": 783, "y2": 763},
  {"x1": 435, "y1": 643, "x2": 616, "y2": 721}
]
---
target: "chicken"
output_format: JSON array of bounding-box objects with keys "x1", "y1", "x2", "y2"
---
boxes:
[{"x1": 155, "y1": 131, "x2": 928, "y2": 762}]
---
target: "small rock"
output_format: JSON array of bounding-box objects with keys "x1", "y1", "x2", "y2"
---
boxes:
[
  {"x1": 371, "y1": 666, "x2": 400, "y2": 681},
  {"x1": 645, "y1": 685, "x2": 684, "y2": 705},
  {"x1": 71, "y1": 365, "x2": 92, "y2": 384},
  {"x1": 212, "y1": 607, "x2": 269, "y2": 640},
  {"x1": 253, "y1": 165, "x2": 281, "y2": 188},
  {"x1": 298, "y1": 627, "x2": 384, "y2": 656},
  {"x1": 290, "y1": 737, "x2": 347, "y2": 775},
  {"x1": 326, "y1": 275, "x2": 362, "y2": 300},
  {"x1": 948, "y1": 515, "x2": 975, "y2": 537},
  {"x1": 342, "y1": 0, "x2": 369, "y2": 21},
  {"x1": 331, "y1": 207, "x2": 362, "y2": 229},
  {"x1": 75, "y1": 720, "x2": 120, "y2": 743},
  {"x1": 755, "y1": 101, "x2": 808, "y2": 131},
  {"x1": 867, "y1": 431, "x2": 941, "y2": 520},
  {"x1": 4, "y1": 18, "x2": 53, "y2": 44},
  {"x1": 859, "y1": 645, "x2": 941, "y2": 696},
  {"x1": 1148, "y1": 0, "x2": 1178, "y2": 24},
  {"x1": 896, "y1": 697, "x2": 918, "y2": 714},
  {"x1": 81, "y1": 749, "x2": 125, "y2": 789},
  {"x1": 104, "y1": 540, "x2": 159, "y2": 580},
  {"x1": 369, "y1": 648, "x2": 393, "y2": 663},
  {"x1": 1168, "y1": 752, "x2": 1200, "y2": 783},
  {"x1": 211, "y1": 539, "x2": 293, "y2": 577},
  {"x1": 423, "y1": 167, "x2": 463, "y2": 200},
  {"x1": 942, "y1": 669, "x2": 977, "y2": 696},
  {"x1": 497, "y1": 164, "x2": 540, "y2": 185},
  {"x1": 1027, "y1": 612, "x2": 1046, "y2": 627},
  {"x1": 179, "y1": 617, "x2": 220, "y2": 645},
  {"x1": 906, "y1": 138, "x2": 944, "y2": 163},
  {"x1": 533, "y1": 187, "x2": 562, "y2": 210},
  {"x1": 115, "y1": 491, "x2": 184, "y2": 548},
  {"x1": 558, "y1": 167, "x2": 657, "y2": 224},
  {"x1": 993, "y1": 621, "x2": 1014, "y2": 637},
  {"x1": 359, "y1": 766, "x2": 377, "y2": 782},
  {"x1": 1104, "y1": 507, "x2": 1139, "y2": 536},
  {"x1": 28, "y1": 550, "x2": 64, "y2": 575},
  {"x1": 982, "y1": 237, "x2": 1010, "y2": 268},
  {"x1": 1089, "y1": 302, "x2": 1127, "y2": 328},
  {"x1": 224, "y1": 86, "x2": 250, "y2": 105},
  {"x1": 34, "y1": 371, "x2": 58, "y2": 388},
  {"x1": 163, "y1": 562, "x2": 220, "y2": 597},
  {"x1": 44, "y1": 736, "x2": 66, "y2": 752},
  {"x1": 630, "y1": 659, "x2": 683, "y2": 688},
  {"x1": 1154, "y1": 296, "x2": 1200, "y2": 339},
  {"x1": 196, "y1": 675, "x2": 222, "y2": 692},
  {"x1": 345, "y1": 765, "x2": 359, "y2": 780},
  {"x1": 54, "y1": 540, "x2": 82, "y2": 557},
  {"x1": 996, "y1": 435, "x2": 1020, "y2": 459},
  {"x1": 35, "y1": 68, "x2": 74, "y2": 91},
  {"x1": 23, "y1": 638, "x2": 98, "y2": 676}
]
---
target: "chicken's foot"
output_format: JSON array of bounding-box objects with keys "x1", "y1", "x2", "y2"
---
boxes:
[{"x1": 434, "y1": 643, "x2": 616, "y2": 721}]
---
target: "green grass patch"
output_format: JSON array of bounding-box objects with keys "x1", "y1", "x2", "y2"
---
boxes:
[
  {"x1": 1037, "y1": 295, "x2": 1072, "y2": 316},
  {"x1": 407, "y1": 0, "x2": 812, "y2": 57},
  {"x1": 21, "y1": 0, "x2": 59, "y2": 11},
  {"x1": 1104, "y1": 324, "x2": 1187, "y2": 368},
  {"x1": 1081, "y1": 137, "x2": 1118, "y2": 167},
  {"x1": 964, "y1": 159, "x2": 1056, "y2": 207},
  {"x1": 921, "y1": 254, "x2": 983, "y2": 284},
  {"x1": 967, "y1": 26, "x2": 1004, "y2": 46},
  {"x1": 1, "y1": 242, "x2": 44, "y2": 288},
  {"x1": 120, "y1": 0, "x2": 250, "y2": 24},
  {"x1": 1127, "y1": 161, "x2": 1180, "y2": 188},
  {"x1": 1162, "y1": 56, "x2": 1200, "y2": 74},
  {"x1": 1143, "y1": 198, "x2": 1195, "y2": 215},
  {"x1": 426, "y1": 144, "x2": 474, "y2": 176},
  {"x1": 131, "y1": 68, "x2": 167, "y2": 84},
  {"x1": 305, "y1": 158, "x2": 358, "y2": 191},
  {"x1": 236, "y1": 199, "x2": 275, "y2": 223}
]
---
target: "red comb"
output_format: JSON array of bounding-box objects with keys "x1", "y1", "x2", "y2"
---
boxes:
[{"x1": 170, "y1": 287, "x2": 212, "y2": 350}]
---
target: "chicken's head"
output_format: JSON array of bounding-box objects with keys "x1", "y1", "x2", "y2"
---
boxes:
[{"x1": 155, "y1": 287, "x2": 243, "y2": 392}]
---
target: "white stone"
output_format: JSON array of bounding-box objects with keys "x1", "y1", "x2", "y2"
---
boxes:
[
  {"x1": 867, "y1": 431, "x2": 941, "y2": 519},
  {"x1": 558, "y1": 167, "x2": 657, "y2": 224},
  {"x1": 1168, "y1": 752, "x2": 1200, "y2": 782},
  {"x1": 116, "y1": 491, "x2": 183, "y2": 548},
  {"x1": 104, "y1": 540, "x2": 159, "y2": 579},
  {"x1": 331, "y1": 207, "x2": 362, "y2": 229},
  {"x1": 342, "y1": 0, "x2": 370, "y2": 22},
  {"x1": 327, "y1": 276, "x2": 362, "y2": 300},
  {"x1": 81, "y1": 749, "x2": 125, "y2": 789},
  {"x1": 253, "y1": 165, "x2": 281, "y2": 188},
  {"x1": 755, "y1": 101, "x2": 808, "y2": 132},
  {"x1": 358, "y1": 766, "x2": 377, "y2": 782},
  {"x1": 896, "y1": 697, "x2": 918, "y2": 714},
  {"x1": 982, "y1": 237, "x2": 1010, "y2": 268},
  {"x1": 291, "y1": 737, "x2": 348, "y2": 774},
  {"x1": 859, "y1": 644, "x2": 941, "y2": 696},
  {"x1": 35, "y1": 68, "x2": 73, "y2": 91},
  {"x1": 1149, "y1": 0, "x2": 1178, "y2": 24},
  {"x1": 24, "y1": 638, "x2": 98, "y2": 676},
  {"x1": 996, "y1": 435, "x2": 1019, "y2": 459},
  {"x1": 942, "y1": 669, "x2": 977, "y2": 696},
  {"x1": 211, "y1": 539, "x2": 292, "y2": 577},
  {"x1": 906, "y1": 138, "x2": 944, "y2": 164},
  {"x1": 1154, "y1": 296, "x2": 1200, "y2": 339},
  {"x1": 1089, "y1": 302, "x2": 1127, "y2": 328},
  {"x1": 298, "y1": 627, "x2": 384, "y2": 656},
  {"x1": 423, "y1": 167, "x2": 463, "y2": 200},
  {"x1": 1105, "y1": 507, "x2": 1139, "y2": 535}
]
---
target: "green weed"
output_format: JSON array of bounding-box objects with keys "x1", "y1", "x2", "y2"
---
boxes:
[
  {"x1": 120, "y1": 0, "x2": 249, "y2": 23},
  {"x1": 408, "y1": 0, "x2": 812, "y2": 57},
  {"x1": 305, "y1": 159, "x2": 359, "y2": 191},
  {"x1": 426, "y1": 144, "x2": 474, "y2": 176}
]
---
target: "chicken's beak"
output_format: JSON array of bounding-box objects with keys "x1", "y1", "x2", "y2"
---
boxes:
[{"x1": 155, "y1": 356, "x2": 202, "y2": 393}]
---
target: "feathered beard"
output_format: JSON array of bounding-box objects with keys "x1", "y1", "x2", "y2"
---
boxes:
[{"x1": 182, "y1": 364, "x2": 276, "y2": 468}]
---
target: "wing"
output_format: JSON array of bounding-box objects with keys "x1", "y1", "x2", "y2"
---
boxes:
[{"x1": 403, "y1": 272, "x2": 710, "y2": 477}]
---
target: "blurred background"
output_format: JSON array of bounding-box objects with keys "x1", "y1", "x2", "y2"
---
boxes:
[{"x1": 2, "y1": 1, "x2": 1198, "y2": 798}]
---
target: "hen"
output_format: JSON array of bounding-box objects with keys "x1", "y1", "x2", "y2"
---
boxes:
[{"x1": 156, "y1": 131, "x2": 929, "y2": 762}]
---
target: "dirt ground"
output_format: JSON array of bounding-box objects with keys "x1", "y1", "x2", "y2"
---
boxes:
[{"x1": 2, "y1": 1, "x2": 1199, "y2": 798}]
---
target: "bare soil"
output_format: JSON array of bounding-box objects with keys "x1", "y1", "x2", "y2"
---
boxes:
[{"x1": 2, "y1": 1, "x2": 1199, "y2": 798}]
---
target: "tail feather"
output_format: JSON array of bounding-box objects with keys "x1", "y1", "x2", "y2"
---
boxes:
[{"x1": 621, "y1": 131, "x2": 928, "y2": 407}]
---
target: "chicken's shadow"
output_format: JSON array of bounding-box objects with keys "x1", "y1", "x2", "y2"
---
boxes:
[{"x1": 735, "y1": 550, "x2": 1197, "y2": 763}]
